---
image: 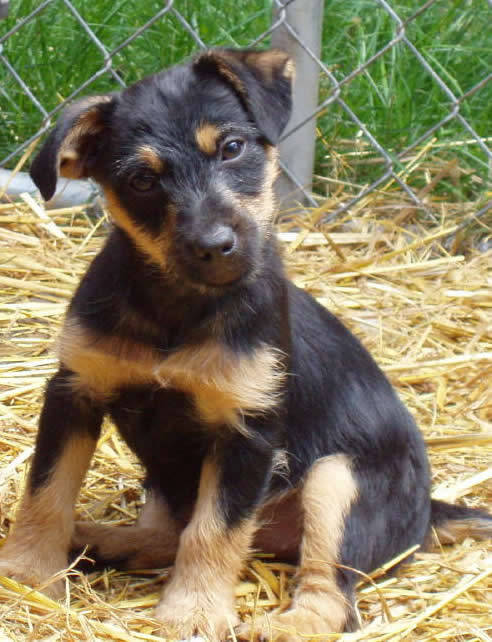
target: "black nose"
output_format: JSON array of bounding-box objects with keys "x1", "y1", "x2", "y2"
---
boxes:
[{"x1": 191, "y1": 225, "x2": 237, "y2": 262}]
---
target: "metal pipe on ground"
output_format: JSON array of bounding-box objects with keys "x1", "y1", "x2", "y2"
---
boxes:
[{"x1": 0, "y1": 168, "x2": 97, "y2": 209}]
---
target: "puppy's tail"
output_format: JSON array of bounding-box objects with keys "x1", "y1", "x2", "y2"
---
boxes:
[{"x1": 430, "y1": 499, "x2": 492, "y2": 545}]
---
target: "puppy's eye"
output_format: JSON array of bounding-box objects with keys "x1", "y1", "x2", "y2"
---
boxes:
[
  {"x1": 221, "y1": 139, "x2": 245, "y2": 161},
  {"x1": 129, "y1": 172, "x2": 158, "y2": 192}
]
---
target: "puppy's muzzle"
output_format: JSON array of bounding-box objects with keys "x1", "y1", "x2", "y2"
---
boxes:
[
  {"x1": 184, "y1": 223, "x2": 245, "y2": 286},
  {"x1": 190, "y1": 224, "x2": 237, "y2": 263}
]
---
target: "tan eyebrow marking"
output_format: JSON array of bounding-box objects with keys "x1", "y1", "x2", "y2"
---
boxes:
[
  {"x1": 195, "y1": 122, "x2": 221, "y2": 155},
  {"x1": 136, "y1": 145, "x2": 165, "y2": 173}
]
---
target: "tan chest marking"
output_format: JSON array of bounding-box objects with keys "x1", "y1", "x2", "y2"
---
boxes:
[
  {"x1": 58, "y1": 318, "x2": 155, "y2": 397},
  {"x1": 59, "y1": 318, "x2": 285, "y2": 430}
]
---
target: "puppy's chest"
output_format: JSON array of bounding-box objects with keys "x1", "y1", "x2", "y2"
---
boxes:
[{"x1": 58, "y1": 317, "x2": 284, "y2": 429}]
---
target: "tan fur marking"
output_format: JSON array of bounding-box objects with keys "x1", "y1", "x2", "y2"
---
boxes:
[
  {"x1": 155, "y1": 457, "x2": 255, "y2": 639},
  {"x1": 229, "y1": 148, "x2": 279, "y2": 231},
  {"x1": 58, "y1": 317, "x2": 156, "y2": 401},
  {"x1": 208, "y1": 51, "x2": 246, "y2": 96},
  {"x1": 196, "y1": 50, "x2": 247, "y2": 98},
  {"x1": 0, "y1": 434, "x2": 96, "y2": 595},
  {"x1": 72, "y1": 522, "x2": 180, "y2": 570},
  {"x1": 195, "y1": 122, "x2": 221, "y2": 155},
  {"x1": 294, "y1": 454, "x2": 358, "y2": 630},
  {"x1": 198, "y1": 49, "x2": 293, "y2": 98},
  {"x1": 59, "y1": 317, "x2": 285, "y2": 427},
  {"x1": 137, "y1": 490, "x2": 176, "y2": 529},
  {"x1": 58, "y1": 96, "x2": 112, "y2": 179},
  {"x1": 103, "y1": 187, "x2": 172, "y2": 270},
  {"x1": 136, "y1": 145, "x2": 165, "y2": 173},
  {"x1": 154, "y1": 341, "x2": 285, "y2": 431},
  {"x1": 71, "y1": 492, "x2": 179, "y2": 570},
  {"x1": 72, "y1": 492, "x2": 180, "y2": 570},
  {"x1": 432, "y1": 518, "x2": 492, "y2": 545},
  {"x1": 239, "y1": 455, "x2": 358, "y2": 639},
  {"x1": 283, "y1": 58, "x2": 296, "y2": 81},
  {"x1": 244, "y1": 49, "x2": 293, "y2": 84},
  {"x1": 218, "y1": 62, "x2": 245, "y2": 95}
]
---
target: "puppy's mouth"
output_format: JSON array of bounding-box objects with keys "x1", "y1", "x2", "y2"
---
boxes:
[{"x1": 183, "y1": 259, "x2": 252, "y2": 289}]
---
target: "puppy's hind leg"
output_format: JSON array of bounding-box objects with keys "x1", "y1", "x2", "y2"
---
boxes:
[
  {"x1": 237, "y1": 454, "x2": 358, "y2": 641},
  {"x1": 71, "y1": 490, "x2": 181, "y2": 571}
]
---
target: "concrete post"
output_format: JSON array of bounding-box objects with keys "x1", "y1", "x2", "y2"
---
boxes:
[
  {"x1": 0, "y1": 0, "x2": 9, "y2": 19},
  {"x1": 272, "y1": 0, "x2": 324, "y2": 213}
]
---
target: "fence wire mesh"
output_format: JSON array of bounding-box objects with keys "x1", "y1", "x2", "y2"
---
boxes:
[{"x1": 1, "y1": 0, "x2": 491, "y2": 226}]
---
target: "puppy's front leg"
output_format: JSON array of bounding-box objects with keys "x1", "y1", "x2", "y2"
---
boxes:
[
  {"x1": 156, "y1": 435, "x2": 273, "y2": 641},
  {"x1": 0, "y1": 369, "x2": 103, "y2": 596}
]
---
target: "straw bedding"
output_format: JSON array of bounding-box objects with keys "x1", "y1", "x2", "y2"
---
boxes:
[{"x1": 0, "y1": 179, "x2": 490, "y2": 640}]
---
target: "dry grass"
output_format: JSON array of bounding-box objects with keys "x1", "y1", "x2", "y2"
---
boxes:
[{"x1": 0, "y1": 179, "x2": 491, "y2": 640}]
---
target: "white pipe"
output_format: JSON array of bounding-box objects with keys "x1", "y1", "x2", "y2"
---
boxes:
[{"x1": 0, "y1": 168, "x2": 97, "y2": 209}]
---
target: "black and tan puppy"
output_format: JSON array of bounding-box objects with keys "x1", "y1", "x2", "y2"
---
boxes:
[{"x1": 0, "y1": 48, "x2": 490, "y2": 640}]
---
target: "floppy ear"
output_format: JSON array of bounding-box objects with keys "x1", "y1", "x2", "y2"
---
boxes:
[
  {"x1": 193, "y1": 48, "x2": 294, "y2": 144},
  {"x1": 30, "y1": 95, "x2": 116, "y2": 201}
]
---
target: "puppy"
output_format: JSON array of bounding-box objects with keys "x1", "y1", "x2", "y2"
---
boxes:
[{"x1": 0, "y1": 48, "x2": 490, "y2": 641}]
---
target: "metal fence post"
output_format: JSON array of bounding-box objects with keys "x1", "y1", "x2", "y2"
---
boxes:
[
  {"x1": 272, "y1": 0, "x2": 324, "y2": 213},
  {"x1": 0, "y1": 0, "x2": 9, "y2": 19}
]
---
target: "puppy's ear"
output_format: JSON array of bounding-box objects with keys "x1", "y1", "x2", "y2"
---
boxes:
[
  {"x1": 30, "y1": 95, "x2": 116, "y2": 201},
  {"x1": 194, "y1": 48, "x2": 294, "y2": 144}
]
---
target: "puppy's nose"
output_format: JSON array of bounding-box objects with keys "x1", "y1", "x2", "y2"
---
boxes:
[{"x1": 191, "y1": 225, "x2": 237, "y2": 262}]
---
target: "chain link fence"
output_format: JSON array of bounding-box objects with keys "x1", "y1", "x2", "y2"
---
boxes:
[{"x1": 1, "y1": 0, "x2": 491, "y2": 226}]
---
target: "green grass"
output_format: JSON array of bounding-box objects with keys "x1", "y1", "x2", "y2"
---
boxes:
[
  {"x1": 316, "y1": 0, "x2": 492, "y2": 201},
  {"x1": 1, "y1": 0, "x2": 490, "y2": 202},
  {"x1": 0, "y1": 0, "x2": 271, "y2": 156}
]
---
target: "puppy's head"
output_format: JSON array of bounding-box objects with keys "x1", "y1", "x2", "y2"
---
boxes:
[{"x1": 31, "y1": 48, "x2": 294, "y2": 289}]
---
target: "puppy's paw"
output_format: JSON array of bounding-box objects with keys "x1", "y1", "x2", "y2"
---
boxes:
[
  {"x1": 0, "y1": 543, "x2": 66, "y2": 598},
  {"x1": 155, "y1": 594, "x2": 238, "y2": 641},
  {"x1": 235, "y1": 607, "x2": 342, "y2": 642}
]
